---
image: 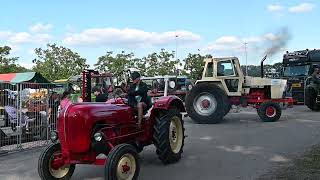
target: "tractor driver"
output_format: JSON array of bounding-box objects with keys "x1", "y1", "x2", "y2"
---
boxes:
[
  {"x1": 217, "y1": 63, "x2": 225, "y2": 76},
  {"x1": 127, "y1": 71, "x2": 151, "y2": 128},
  {"x1": 312, "y1": 65, "x2": 320, "y2": 85}
]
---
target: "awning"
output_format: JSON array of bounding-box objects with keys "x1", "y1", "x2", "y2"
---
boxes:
[{"x1": 0, "y1": 72, "x2": 50, "y2": 84}]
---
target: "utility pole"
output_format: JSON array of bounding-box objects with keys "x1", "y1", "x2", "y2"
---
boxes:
[
  {"x1": 244, "y1": 42, "x2": 248, "y2": 76},
  {"x1": 175, "y1": 33, "x2": 179, "y2": 76}
]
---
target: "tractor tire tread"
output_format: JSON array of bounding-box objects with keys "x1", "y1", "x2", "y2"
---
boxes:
[{"x1": 153, "y1": 109, "x2": 185, "y2": 164}]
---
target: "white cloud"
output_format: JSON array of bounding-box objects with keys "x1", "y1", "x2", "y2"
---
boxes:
[
  {"x1": 2, "y1": 31, "x2": 52, "y2": 45},
  {"x1": 34, "y1": 33, "x2": 52, "y2": 43},
  {"x1": 267, "y1": 4, "x2": 284, "y2": 12},
  {"x1": 63, "y1": 27, "x2": 201, "y2": 47},
  {"x1": 0, "y1": 31, "x2": 12, "y2": 40},
  {"x1": 289, "y1": 3, "x2": 315, "y2": 13},
  {"x1": 202, "y1": 32, "x2": 284, "y2": 54},
  {"x1": 29, "y1": 23, "x2": 53, "y2": 33},
  {"x1": 9, "y1": 32, "x2": 32, "y2": 44},
  {"x1": 18, "y1": 62, "x2": 36, "y2": 69}
]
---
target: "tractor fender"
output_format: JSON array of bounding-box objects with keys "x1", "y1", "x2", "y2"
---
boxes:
[{"x1": 153, "y1": 96, "x2": 186, "y2": 112}]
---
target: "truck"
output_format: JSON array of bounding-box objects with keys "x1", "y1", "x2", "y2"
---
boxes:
[{"x1": 281, "y1": 49, "x2": 320, "y2": 104}]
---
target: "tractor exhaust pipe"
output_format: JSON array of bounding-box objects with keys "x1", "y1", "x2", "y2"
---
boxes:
[{"x1": 260, "y1": 55, "x2": 267, "y2": 78}]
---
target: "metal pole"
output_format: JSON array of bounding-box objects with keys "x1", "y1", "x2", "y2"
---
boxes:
[
  {"x1": 175, "y1": 34, "x2": 178, "y2": 76},
  {"x1": 17, "y1": 83, "x2": 22, "y2": 150},
  {"x1": 164, "y1": 77, "x2": 168, "y2": 97},
  {"x1": 245, "y1": 42, "x2": 248, "y2": 76}
]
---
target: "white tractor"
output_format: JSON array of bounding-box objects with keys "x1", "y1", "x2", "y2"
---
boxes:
[{"x1": 185, "y1": 56, "x2": 294, "y2": 124}]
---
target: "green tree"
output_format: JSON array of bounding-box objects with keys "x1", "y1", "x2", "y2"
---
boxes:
[
  {"x1": 143, "y1": 49, "x2": 178, "y2": 76},
  {"x1": 144, "y1": 52, "x2": 159, "y2": 76},
  {"x1": 0, "y1": 46, "x2": 29, "y2": 73},
  {"x1": 183, "y1": 53, "x2": 205, "y2": 79},
  {"x1": 95, "y1": 51, "x2": 136, "y2": 84},
  {"x1": 272, "y1": 62, "x2": 283, "y2": 72},
  {"x1": 32, "y1": 44, "x2": 89, "y2": 81}
]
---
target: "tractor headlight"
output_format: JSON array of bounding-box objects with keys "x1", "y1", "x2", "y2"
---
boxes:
[
  {"x1": 169, "y1": 81, "x2": 176, "y2": 89},
  {"x1": 50, "y1": 131, "x2": 58, "y2": 142},
  {"x1": 94, "y1": 132, "x2": 103, "y2": 142}
]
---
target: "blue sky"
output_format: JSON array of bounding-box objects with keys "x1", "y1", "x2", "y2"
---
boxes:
[{"x1": 1, "y1": 0, "x2": 319, "y2": 68}]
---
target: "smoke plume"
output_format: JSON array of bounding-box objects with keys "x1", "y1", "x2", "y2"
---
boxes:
[{"x1": 264, "y1": 27, "x2": 291, "y2": 57}]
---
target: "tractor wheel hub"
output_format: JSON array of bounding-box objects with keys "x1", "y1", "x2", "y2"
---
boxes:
[
  {"x1": 117, "y1": 154, "x2": 136, "y2": 180},
  {"x1": 193, "y1": 93, "x2": 217, "y2": 116},
  {"x1": 266, "y1": 106, "x2": 276, "y2": 117}
]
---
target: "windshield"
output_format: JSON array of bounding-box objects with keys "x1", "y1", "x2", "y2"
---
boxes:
[{"x1": 283, "y1": 65, "x2": 310, "y2": 77}]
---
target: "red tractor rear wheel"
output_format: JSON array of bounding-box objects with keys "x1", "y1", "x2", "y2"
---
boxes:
[
  {"x1": 153, "y1": 109, "x2": 185, "y2": 164},
  {"x1": 257, "y1": 101, "x2": 282, "y2": 122}
]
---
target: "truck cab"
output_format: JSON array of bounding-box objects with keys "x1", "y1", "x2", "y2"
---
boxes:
[{"x1": 281, "y1": 49, "x2": 320, "y2": 104}]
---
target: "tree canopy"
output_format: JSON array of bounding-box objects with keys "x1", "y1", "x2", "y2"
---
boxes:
[
  {"x1": 1, "y1": 44, "x2": 284, "y2": 81},
  {"x1": 0, "y1": 46, "x2": 29, "y2": 73},
  {"x1": 32, "y1": 44, "x2": 89, "y2": 81}
]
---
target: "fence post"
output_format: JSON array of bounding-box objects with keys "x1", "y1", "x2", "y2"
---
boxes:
[{"x1": 17, "y1": 83, "x2": 23, "y2": 150}]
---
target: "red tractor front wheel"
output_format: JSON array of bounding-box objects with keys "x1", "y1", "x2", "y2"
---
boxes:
[
  {"x1": 257, "y1": 101, "x2": 282, "y2": 122},
  {"x1": 105, "y1": 144, "x2": 140, "y2": 180},
  {"x1": 38, "y1": 143, "x2": 75, "y2": 180}
]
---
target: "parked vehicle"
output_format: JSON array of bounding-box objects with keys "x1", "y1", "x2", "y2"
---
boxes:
[
  {"x1": 142, "y1": 75, "x2": 193, "y2": 102},
  {"x1": 281, "y1": 49, "x2": 320, "y2": 104},
  {"x1": 185, "y1": 55, "x2": 294, "y2": 124},
  {"x1": 305, "y1": 66, "x2": 320, "y2": 111}
]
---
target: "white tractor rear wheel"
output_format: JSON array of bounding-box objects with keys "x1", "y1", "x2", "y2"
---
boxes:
[{"x1": 185, "y1": 83, "x2": 229, "y2": 124}]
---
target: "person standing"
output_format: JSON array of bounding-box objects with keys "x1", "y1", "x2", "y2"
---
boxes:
[
  {"x1": 47, "y1": 92, "x2": 60, "y2": 125},
  {"x1": 60, "y1": 91, "x2": 72, "y2": 110}
]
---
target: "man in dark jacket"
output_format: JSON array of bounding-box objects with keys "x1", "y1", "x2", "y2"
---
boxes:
[
  {"x1": 127, "y1": 71, "x2": 151, "y2": 128},
  {"x1": 312, "y1": 65, "x2": 320, "y2": 85},
  {"x1": 93, "y1": 86, "x2": 109, "y2": 102}
]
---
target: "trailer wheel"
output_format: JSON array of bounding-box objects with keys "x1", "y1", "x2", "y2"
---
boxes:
[
  {"x1": 105, "y1": 144, "x2": 140, "y2": 180},
  {"x1": 305, "y1": 87, "x2": 320, "y2": 111},
  {"x1": 38, "y1": 143, "x2": 75, "y2": 180},
  {"x1": 185, "y1": 83, "x2": 229, "y2": 124},
  {"x1": 257, "y1": 101, "x2": 282, "y2": 122},
  {"x1": 153, "y1": 109, "x2": 185, "y2": 164}
]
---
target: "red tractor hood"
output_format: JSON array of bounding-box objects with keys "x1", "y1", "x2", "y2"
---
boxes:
[{"x1": 58, "y1": 102, "x2": 134, "y2": 154}]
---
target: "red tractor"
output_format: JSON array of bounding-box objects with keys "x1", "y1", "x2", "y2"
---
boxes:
[{"x1": 37, "y1": 70, "x2": 186, "y2": 180}]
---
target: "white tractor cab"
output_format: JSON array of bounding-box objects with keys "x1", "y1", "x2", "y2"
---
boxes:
[{"x1": 185, "y1": 56, "x2": 294, "y2": 124}]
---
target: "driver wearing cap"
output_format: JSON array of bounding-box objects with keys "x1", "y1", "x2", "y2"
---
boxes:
[{"x1": 127, "y1": 71, "x2": 151, "y2": 128}]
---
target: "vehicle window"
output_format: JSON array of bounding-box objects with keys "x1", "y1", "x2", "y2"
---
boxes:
[
  {"x1": 205, "y1": 62, "x2": 214, "y2": 77},
  {"x1": 283, "y1": 65, "x2": 310, "y2": 77},
  {"x1": 217, "y1": 60, "x2": 235, "y2": 76}
]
